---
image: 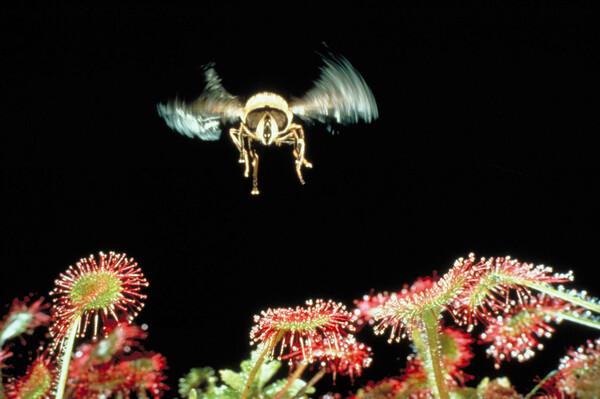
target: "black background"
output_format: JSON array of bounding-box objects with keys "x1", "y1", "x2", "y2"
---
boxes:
[{"x1": 1, "y1": 1, "x2": 599, "y2": 397}]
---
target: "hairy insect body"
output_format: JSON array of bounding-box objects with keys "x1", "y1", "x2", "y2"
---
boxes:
[{"x1": 158, "y1": 53, "x2": 378, "y2": 194}]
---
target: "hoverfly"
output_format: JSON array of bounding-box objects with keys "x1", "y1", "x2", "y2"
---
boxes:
[{"x1": 158, "y1": 52, "x2": 378, "y2": 195}]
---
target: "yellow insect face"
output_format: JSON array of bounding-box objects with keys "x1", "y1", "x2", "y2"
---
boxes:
[
  {"x1": 243, "y1": 93, "x2": 293, "y2": 146},
  {"x1": 245, "y1": 108, "x2": 288, "y2": 145}
]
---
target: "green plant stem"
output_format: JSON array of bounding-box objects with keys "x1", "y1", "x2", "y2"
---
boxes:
[
  {"x1": 55, "y1": 318, "x2": 80, "y2": 399},
  {"x1": 553, "y1": 310, "x2": 600, "y2": 330},
  {"x1": 419, "y1": 310, "x2": 449, "y2": 399},
  {"x1": 527, "y1": 282, "x2": 600, "y2": 314},
  {"x1": 292, "y1": 367, "x2": 326, "y2": 399},
  {"x1": 525, "y1": 369, "x2": 558, "y2": 398},
  {"x1": 274, "y1": 362, "x2": 307, "y2": 399},
  {"x1": 241, "y1": 330, "x2": 284, "y2": 399}
]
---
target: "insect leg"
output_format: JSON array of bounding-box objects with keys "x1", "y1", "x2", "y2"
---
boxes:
[
  {"x1": 229, "y1": 126, "x2": 246, "y2": 164},
  {"x1": 294, "y1": 126, "x2": 312, "y2": 168},
  {"x1": 243, "y1": 137, "x2": 251, "y2": 178},
  {"x1": 250, "y1": 147, "x2": 259, "y2": 195},
  {"x1": 291, "y1": 126, "x2": 312, "y2": 184}
]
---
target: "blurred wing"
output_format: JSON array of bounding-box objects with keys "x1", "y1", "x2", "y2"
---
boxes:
[
  {"x1": 157, "y1": 64, "x2": 243, "y2": 141},
  {"x1": 290, "y1": 53, "x2": 378, "y2": 126}
]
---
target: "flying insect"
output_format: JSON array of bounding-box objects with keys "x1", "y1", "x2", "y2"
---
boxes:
[{"x1": 157, "y1": 52, "x2": 378, "y2": 195}]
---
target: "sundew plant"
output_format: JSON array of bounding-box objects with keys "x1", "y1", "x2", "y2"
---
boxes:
[{"x1": 1, "y1": 252, "x2": 600, "y2": 398}]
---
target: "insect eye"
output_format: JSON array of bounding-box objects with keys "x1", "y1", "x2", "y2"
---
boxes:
[
  {"x1": 245, "y1": 110, "x2": 263, "y2": 130},
  {"x1": 270, "y1": 110, "x2": 288, "y2": 130},
  {"x1": 246, "y1": 108, "x2": 288, "y2": 130}
]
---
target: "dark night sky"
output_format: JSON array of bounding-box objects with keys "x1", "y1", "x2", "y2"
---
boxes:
[{"x1": 1, "y1": 2, "x2": 599, "y2": 396}]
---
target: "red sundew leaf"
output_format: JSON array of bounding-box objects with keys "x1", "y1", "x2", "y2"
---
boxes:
[
  {"x1": 353, "y1": 291, "x2": 394, "y2": 330},
  {"x1": 5, "y1": 353, "x2": 55, "y2": 399},
  {"x1": 401, "y1": 274, "x2": 439, "y2": 298},
  {"x1": 283, "y1": 335, "x2": 373, "y2": 383},
  {"x1": 68, "y1": 362, "x2": 122, "y2": 399},
  {"x1": 554, "y1": 337, "x2": 600, "y2": 397},
  {"x1": 373, "y1": 260, "x2": 471, "y2": 343},
  {"x1": 71, "y1": 320, "x2": 147, "y2": 370},
  {"x1": 479, "y1": 293, "x2": 579, "y2": 368},
  {"x1": 250, "y1": 299, "x2": 355, "y2": 362},
  {"x1": 49, "y1": 251, "x2": 148, "y2": 354},
  {"x1": 116, "y1": 353, "x2": 169, "y2": 398},
  {"x1": 452, "y1": 254, "x2": 573, "y2": 329},
  {"x1": 69, "y1": 352, "x2": 168, "y2": 399},
  {"x1": 353, "y1": 275, "x2": 440, "y2": 331},
  {"x1": 439, "y1": 327, "x2": 474, "y2": 375},
  {"x1": 0, "y1": 296, "x2": 51, "y2": 346}
]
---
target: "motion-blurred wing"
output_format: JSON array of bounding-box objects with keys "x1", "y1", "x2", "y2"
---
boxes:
[
  {"x1": 157, "y1": 64, "x2": 243, "y2": 141},
  {"x1": 290, "y1": 53, "x2": 378, "y2": 126}
]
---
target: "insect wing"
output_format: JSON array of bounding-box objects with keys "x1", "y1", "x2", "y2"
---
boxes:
[
  {"x1": 290, "y1": 53, "x2": 378, "y2": 126},
  {"x1": 157, "y1": 64, "x2": 243, "y2": 141}
]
